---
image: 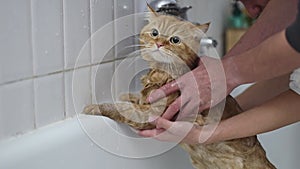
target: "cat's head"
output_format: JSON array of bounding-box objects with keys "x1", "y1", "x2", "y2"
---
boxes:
[{"x1": 140, "y1": 4, "x2": 209, "y2": 69}]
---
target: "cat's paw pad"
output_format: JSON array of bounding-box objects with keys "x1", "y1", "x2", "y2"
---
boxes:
[{"x1": 83, "y1": 105, "x2": 101, "y2": 115}]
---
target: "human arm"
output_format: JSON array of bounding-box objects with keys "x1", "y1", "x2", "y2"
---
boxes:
[
  {"x1": 148, "y1": 29, "x2": 300, "y2": 120},
  {"x1": 235, "y1": 74, "x2": 290, "y2": 111},
  {"x1": 139, "y1": 90, "x2": 300, "y2": 144},
  {"x1": 226, "y1": 0, "x2": 298, "y2": 57},
  {"x1": 207, "y1": 90, "x2": 300, "y2": 144},
  {"x1": 224, "y1": 30, "x2": 300, "y2": 87},
  {"x1": 147, "y1": 0, "x2": 300, "y2": 120}
]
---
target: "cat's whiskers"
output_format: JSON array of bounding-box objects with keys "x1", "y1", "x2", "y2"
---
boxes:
[
  {"x1": 150, "y1": 49, "x2": 187, "y2": 78},
  {"x1": 133, "y1": 35, "x2": 147, "y2": 44},
  {"x1": 123, "y1": 44, "x2": 147, "y2": 49},
  {"x1": 125, "y1": 48, "x2": 158, "y2": 60}
]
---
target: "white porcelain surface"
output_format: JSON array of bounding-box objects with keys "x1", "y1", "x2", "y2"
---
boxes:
[
  {"x1": 230, "y1": 83, "x2": 253, "y2": 97},
  {"x1": 65, "y1": 67, "x2": 91, "y2": 117},
  {"x1": 0, "y1": 116, "x2": 194, "y2": 169},
  {"x1": 32, "y1": 0, "x2": 64, "y2": 75},
  {"x1": 90, "y1": 0, "x2": 114, "y2": 63},
  {"x1": 34, "y1": 73, "x2": 64, "y2": 127},
  {"x1": 91, "y1": 63, "x2": 114, "y2": 104},
  {"x1": 0, "y1": 0, "x2": 33, "y2": 83},
  {"x1": 0, "y1": 80, "x2": 35, "y2": 140},
  {"x1": 63, "y1": 0, "x2": 91, "y2": 69},
  {"x1": 258, "y1": 123, "x2": 300, "y2": 169}
]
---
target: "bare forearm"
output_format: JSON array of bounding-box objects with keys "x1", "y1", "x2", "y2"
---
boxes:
[
  {"x1": 209, "y1": 90, "x2": 300, "y2": 143},
  {"x1": 225, "y1": 0, "x2": 298, "y2": 57},
  {"x1": 225, "y1": 30, "x2": 300, "y2": 88},
  {"x1": 236, "y1": 74, "x2": 290, "y2": 110}
]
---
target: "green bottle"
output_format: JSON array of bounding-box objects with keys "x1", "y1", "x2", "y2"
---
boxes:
[{"x1": 230, "y1": 1, "x2": 244, "y2": 28}]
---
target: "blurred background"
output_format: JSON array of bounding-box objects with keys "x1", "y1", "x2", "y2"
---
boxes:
[{"x1": 0, "y1": 0, "x2": 299, "y2": 169}]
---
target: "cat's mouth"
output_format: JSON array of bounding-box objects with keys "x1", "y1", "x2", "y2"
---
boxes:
[
  {"x1": 152, "y1": 49, "x2": 174, "y2": 63},
  {"x1": 139, "y1": 44, "x2": 185, "y2": 66}
]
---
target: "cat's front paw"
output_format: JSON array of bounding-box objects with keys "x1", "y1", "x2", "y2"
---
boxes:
[
  {"x1": 83, "y1": 104, "x2": 101, "y2": 115},
  {"x1": 119, "y1": 93, "x2": 140, "y2": 104}
]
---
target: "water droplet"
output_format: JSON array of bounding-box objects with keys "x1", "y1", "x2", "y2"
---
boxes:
[
  {"x1": 80, "y1": 9, "x2": 85, "y2": 17},
  {"x1": 55, "y1": 32, "x2": 60, "y2": 36},
  {"x1": 83, "y1": 25, "x2": 89, "y2": 29},
  {"x1": 44, "y1": 50, "x2": 49, "y2": 55}
]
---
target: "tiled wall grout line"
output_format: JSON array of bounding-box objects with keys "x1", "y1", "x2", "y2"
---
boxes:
[
  {"x1": 0, "y1": 55, "x2": 135, "y2": 87},
  {"x1": 112, "y1": 0, "x2": 116, "y2": 100},
  {"x1": 61, "y1": 0, "x2": 67, "y2": 119},
  {"x1": 88, "y1": 0, "x2": 93, "y2": 106},
  {"x1": 29, "y1": 0, "x2": 37, "y2": 129},
  {"x1": 0, "y1": 0, "x2": 145, "y2": 138}
]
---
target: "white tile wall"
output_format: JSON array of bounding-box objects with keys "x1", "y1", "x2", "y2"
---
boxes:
[
  {"x1": 90, "y1": 0, "x2": 114, "y2": 63},
  {"x1": 32, "y1": 0, "x2": 64, "y2": 75},
  {"x1": 65, "y1": 67, "x2": 91, "y2": 117},
  {"x1": 90, "y1": 22, "x2": 115, "y2": 64},
  {"x1": 63, "y1": 0, "x2": 91, "y2": 69},
  {"x1": 0, "y1": 0, "x2": 231, "y2": 141},
  {"x1": 0, "y1": 0, "x2": 33, "y2": 84},
  {"x1": 34, "y1": 73, "x2": 64, "y2": 128},
  {"x1": 91, "y1": 63, "x2": 114, "y2": 104},
  {"x1": 0, "y1": 80, "x2": 35, "y2": 140},
  {"x1": 114, "y1": 0, "x2": 135, "y2": 59}
]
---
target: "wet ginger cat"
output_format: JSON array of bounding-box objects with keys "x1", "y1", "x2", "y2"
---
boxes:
[{"x1": 84, "y1": 6, "x2": 276, "y2": 169}]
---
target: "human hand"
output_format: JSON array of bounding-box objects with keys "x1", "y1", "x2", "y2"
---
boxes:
[
  {"x1": 138, "y1": 117, "x2": 202, "y2": 145},
  {"x1": 147, "y1": 56, "x2": 235, "y2": 120}
]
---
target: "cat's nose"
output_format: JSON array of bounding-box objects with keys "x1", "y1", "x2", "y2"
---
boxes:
[{"x1": 156, "y1": 42, "x2": 164, "y2": 48}]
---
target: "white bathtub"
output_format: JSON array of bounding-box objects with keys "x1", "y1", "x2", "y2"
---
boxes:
[
  {"x1": 0, "y1": 115, "x2": 194, "y2": 169},
  {"x1": 0, "y1": 114, "x2": 299, "y2": 169}
]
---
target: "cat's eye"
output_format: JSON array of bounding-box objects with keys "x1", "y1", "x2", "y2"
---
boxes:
[
  {"x1": 170, "y1": 36, "x2": 181, "y2": 44},
  {"x1": 151, "y1": 29, "x2": 159, "y2": 37}
]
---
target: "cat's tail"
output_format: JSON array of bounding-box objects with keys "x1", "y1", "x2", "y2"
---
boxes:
[{"x1": 83, "y1": 103, "x2": 159, "y2": 130}]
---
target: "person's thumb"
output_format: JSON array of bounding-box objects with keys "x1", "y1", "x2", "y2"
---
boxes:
[{"x1": 155, "y1": 117, "x2": 172, "y2": 130}]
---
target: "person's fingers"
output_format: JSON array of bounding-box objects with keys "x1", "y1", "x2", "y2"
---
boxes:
[
  {"x1": 138, "y1": 128, "x2": 164, "y2": 137},
  {"x1": 162, "y1": 97, "x2": 182, "y2": 120},
  {"x1": 147, "y1": 80, "x2": 180, "y2": 103},
  {"x1": 139, "y1": 118, "x2": 174, "y2": 137},
  {"x1": 156, "y1": 119, "x2": 195, "y2": 142},
  {"x1": 176, "y1": 101, "x2": 199, "y2": 121},
  {"x1": 155, "y1": 117, "x2": 173, "y2": 129}
]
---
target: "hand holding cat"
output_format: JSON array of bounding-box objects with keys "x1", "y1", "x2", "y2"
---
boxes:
[
  {"x1": 138, "y1": 116, "x2": 203, "y2": 145},
  {"x1": 147, "y1": 56, "x2": 235, "y2": 120}
]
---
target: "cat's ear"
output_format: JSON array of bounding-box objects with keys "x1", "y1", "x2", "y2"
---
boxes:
[
  {"x1": 146, "y1": 3, "x2": 158, "y2": 21},
  {"x1": 196, "y1": 22, "x2": 210, "y2": 33}
]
